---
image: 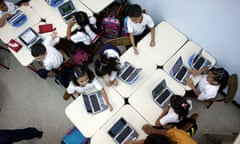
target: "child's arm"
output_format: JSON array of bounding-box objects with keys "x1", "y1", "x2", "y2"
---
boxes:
[
  {"x1": 155, "y1": 106, "x2": 170, "y2": 126},
  {"x1": 66, "y1": 21, "x2": 75, "y2": 40},
  {"x1": 101, "y1": 88, "x2": 113, "y2": 111},
  {"x1": 150, "y1": 27, "x2": 155, "y2": 47},
  {"x1": 142, "y1": 124, "x2": 166, "y2": 135},
  {"x1": 129, "y1": 33, "x2": 139, "y2": 54},
  {"x1": 126, "y1": 139, "x2": 145, "y2": 144},
  {"x1": 186, "y1": 78, "x2": 200, "y2": 96},
  {"x1": 189, "y1": 66, "x2": 209, "y2": 76},
  {"x1": 0, "y1": 13, "x2": 11, "y2": 27}
]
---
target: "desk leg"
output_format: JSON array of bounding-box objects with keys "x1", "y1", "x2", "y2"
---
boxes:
[
  {"x1": 0, "y1": 63, "x2": 9, "y2": 69},
  {"x1": 27, "y1": 63, "x2": 38, "y2": 73}
]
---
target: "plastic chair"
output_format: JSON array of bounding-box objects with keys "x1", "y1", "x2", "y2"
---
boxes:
[
  {"x1": 205, "y1": 74, "x2": 238, "y2": 108},
  {"x1": 105, "y1": 36, "x2": 131, "y2": 47}
]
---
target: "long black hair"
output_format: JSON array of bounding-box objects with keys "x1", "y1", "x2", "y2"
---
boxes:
[
  {"x1": 209, "y1": 67, "x2": 229, "y2": 90},
  {"x1": 72, "y1": 66, "x2": 95, "y2": 86},
  {"x1": 170, "y1": 95, "x2": 191, "y2": 120}
]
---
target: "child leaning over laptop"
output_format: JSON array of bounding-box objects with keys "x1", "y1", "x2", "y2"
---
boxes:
[{"x1": 67, "y1": 66, "x2": 113, "y2": 111}]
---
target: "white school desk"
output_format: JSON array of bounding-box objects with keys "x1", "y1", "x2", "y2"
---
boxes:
[
  {"x1": 128, "y1": 69, "x2": 185, "y2": 125},
  {"x1": 138, "y1": 21, "x2": 187, "y2": 66},
  {"x1": 113, "y1": 48, "x2": 156, "y2": 98},
  {"x1": 91, "y1": 105, "x2": 148, "y2": 144},
  {"x1": 78, "y1": 0, "x2": 114, "y2": 13},
  {"x1": 163, "y1": 41, "x2": 216, "y2": 90},
  {"x1": 65, "y1": 79, "x2": 124, "y2": 137}
]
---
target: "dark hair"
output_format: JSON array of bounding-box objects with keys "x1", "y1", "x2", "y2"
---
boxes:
[
  {"x1": 128, "y1": 4, "x2": 142, "y2": 17},
  {"x1": 209, "y1": 67, "x2": 229, "y2": 90},
  {"x1": 72, "y1": 67, "x2": 95, "y2": 86},
  {"x1": 30, "y1": 42, "x2": 46, "y2": 57},
  {"x1": 101, "y1": 54, "x2": 120, "y2": 71},
  {"x1": 74, "y1": 11, "x2": 99, "y2": 35},
  {"x1": 144, "y1": 134, "x2": 172, "y2": 144},
  {"x1": 170, "y1": 95, "x2": 190, "y2": 120},
  {"x1": 16, "y1": 0, "x2": 30, "y2": 6}
]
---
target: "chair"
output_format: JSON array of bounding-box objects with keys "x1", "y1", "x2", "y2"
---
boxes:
[
  {"x1": 105, "y1": 36, "x2": 131, "y2": 51},
  {"x1": 205, "y1": 74, "x2": 238, "y2": 108}
]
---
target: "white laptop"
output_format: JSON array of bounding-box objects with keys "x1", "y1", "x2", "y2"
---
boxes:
[
  {"x1": 82, "y1": 91, "x2": 108, "y2": 114},
  {"x1": 18, "y1": 27, "x2": 42, "y2": 49},
  {"x1": 58, "y1": 0, "x2": 76, "y2": 23},
  {"x1": 170, "y1": 56, "x2": 191, "y2": 85},
  {"x1": 118, "y1": 61, "x2": 142, "y2": 84},
  {"x1": 189, "y1": 49, "x2": 211, "y2": 70},
  {"x1": 108, "y1": 117, "x2": 139, "y2": 144},
  {"x1": 152, "y1": 79, "x2": 174, "y2": 108}
]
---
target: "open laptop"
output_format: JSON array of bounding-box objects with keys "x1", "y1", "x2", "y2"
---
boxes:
[
  {"x1": 118, "y1": 61, "x2": 142, "y2": 84},
  {"x1": 18, "y1": 27, "x2": 42, "y2": 49},
  {"x1": 7, "y1": 10, "x2": 27, "y2": 27},
  {"x1": 108, "y1": 117, "x2": 139, "y2": 144},
  {"x1": 170, "y1": 56, "x2": 191, "y2": 85},
  {"x1": 152, "y1": 79, "x2": 174, "y2": 108},
  {"x1": 58, "y1": 0, "x2": 76, "y2": 23},
  {"x1": 189, "y1": 49, "x2": 211, "y2": 70},
  {"x1": 82, "y1": 91, "x2": 108, "y2": 114},
  {"x1": 45, "y1": 0, "x2": 64, "y2": 7}
]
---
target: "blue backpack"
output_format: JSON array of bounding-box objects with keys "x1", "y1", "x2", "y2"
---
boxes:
[{"x1": 102, "y1": 15, "x2": 121, "y2": 38}]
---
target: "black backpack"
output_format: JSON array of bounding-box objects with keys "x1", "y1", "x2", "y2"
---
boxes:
[{"x1": 55, "y1": 64, "x2": 74, "y2": 88}]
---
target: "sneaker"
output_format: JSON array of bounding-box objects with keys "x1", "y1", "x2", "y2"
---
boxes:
[{"x1": 63, "y1": 92, "x2": 71, "y2": 100}]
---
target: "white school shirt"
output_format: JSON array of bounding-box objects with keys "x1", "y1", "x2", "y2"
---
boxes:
[
  {"x1": 42, "y1": 36, "x2": 63, "y2": 71},
  {"x1": 67, "y1": 78, "x2": 103, "y2": 94},
  {"x1": 127, "y1": 13, "x2": 154, "y2": 36},
  {"x1": 197, "y1": 75, "x2": 220, "y2": 101},
  {"x1": 0, "y1": 1, "x2": 17, "y2": 18},
  {"x1": 70, "y1": 16, "x2": 97, "y2": 45},
  {"x1": 103, "y1": 49, "x2": 120, "y2": 81}
]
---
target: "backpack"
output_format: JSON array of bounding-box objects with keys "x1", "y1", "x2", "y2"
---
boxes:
[
  {"x1": 102, "y1": 15, "x2": 121, "y2": 38},
  {"x1": 121, "y1": 16, "x2": 129, "y2": 36},
  {"x1": 62, "y1": 127, "x2": 90, "y2": 144},
  {"x1": 55, "y1": 64, "x2": 74, "y2": 88},
  {"x1": 176, "y1": 117, "x2": 198, "y2": 136},
  {"x1": 72, "y1": 48, "x2": 92, "y2": 67}
]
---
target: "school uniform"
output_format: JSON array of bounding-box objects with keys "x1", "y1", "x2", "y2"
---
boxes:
[
  {"x1": 197, "y1": 75, "x2": 220, "y2": 101},
  {"x1": 67, "y1": 78, "x2": 102, "y2": 95},
  {"x1": 0, "y1": 1, "x2": 16, "y2": 18},
  {"x1": 42, "y1": 36, "x2": 64, "y2": 71}
]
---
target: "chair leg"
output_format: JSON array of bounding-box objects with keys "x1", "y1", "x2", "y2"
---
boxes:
[{"x1": 0, "y1": 63, "x2": 9, "y2": 70}]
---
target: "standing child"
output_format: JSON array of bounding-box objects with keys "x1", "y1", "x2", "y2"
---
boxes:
[
  {"x1": 186, "y1": 67, "x2": 229, "y2": 101},
  {"x1": 155, "y1": 95, "x2": 192, "y2": 127},
  {"x1": 0, "y1": 0, "x2": 29, "y2": 27},
  {"x1": 67, "y1": 67, "x2": 113, "y2": 111},
  {"x1": 127, "y1": 4, "x2": 155, "y2": 54},
  {"x1": 66, "y1": 11, "x2": 100, "y2": 51},
  {"x1": 94, "y1": 43, "x2": 121, "y2": 86}
]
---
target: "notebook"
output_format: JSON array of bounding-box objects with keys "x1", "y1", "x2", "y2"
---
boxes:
[
  {"x1": 58, "y1": 0, "x2": 76, "y2": 23},
  {"x1": 82, "y1": 91, "x2": 108, "y2": 114},
  {"x1": 152, "y1": 79, "x2": 174, "y2": 108},
  {"x1": 170, "y1": 56, "x2": 191, "y2": 85},
  {"x1": 7, "y1": 10, "x2": 27, "y2": 27},
  {"x1": 18, "y1": 27, "x2": 42, "y2": 49},
  {"x1": 118, "y1": 61, "x2": 142, "y2": 84},
  {"x1": 108, "y1": 117, "x2": 139, "y2": 144},
  {"x1": 189, "y1": 49, "x2": 211, "y2": 70}
]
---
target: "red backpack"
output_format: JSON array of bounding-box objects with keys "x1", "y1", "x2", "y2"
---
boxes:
[{"x1": 102, "y1": 15, "x2": 121, "y2": 38}]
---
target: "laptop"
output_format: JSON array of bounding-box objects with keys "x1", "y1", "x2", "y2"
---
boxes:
[
  {"x1": 152, "y1": 79, "x2": 174, "y2": 108},
  {"x1": 18, "y1": 27, "x2": 42, "y2": 49},
  {"x1": 170, "y1": 56, "x2": 191, "y2": 85},
  {"x1": 82, "y1": 91, "x2": 108, "y2": 114},
  {"x1": 45, "y1": 0, "x2": 64, "y2": 7},
  {"x1": 108, "y1": 117, "x2": 139, "y2": 144},
  {"x1": 58, "y1": 0, "x2": 76, "y2": 23},
  {"x1": 118, "y1": 61, "x2": 142, "y2": 84},
  {"x1": 189, "y1": 49, "x2": 211, "y2": 70},
  {"x1": 7, "y1": 10, "x2": 27, "y2": 27}
]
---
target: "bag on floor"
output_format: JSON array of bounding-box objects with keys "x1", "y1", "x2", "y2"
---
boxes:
[
  {"x1": 55, "y1": 64, "x2": 73, "y2": 88},
  {"x1": 72, "y1": 49, "x2": 92, "y2": 67},
  {"x1": 62, "y1": 127, "x2": 90, "y2": 144},
  {"x1": 102, "y1": 15, "x2": 121, "y2": 38}
]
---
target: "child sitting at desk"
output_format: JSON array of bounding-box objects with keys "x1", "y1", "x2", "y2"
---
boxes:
[
  {"x1": 127, "y1": 4, "x2": 155, "y2": 55},
  {"x1": 186, "y1": 67, "x2": 229, "y2": 101},
  {"x1": 31, "y1": 31, "x2": 64, "y2": 77},
  {"x1": 0, "y1": 0, "x2": 29, "y2": 27},
  {"x1": 155, "y1": 95, "x2": 192, "y2": 128},
  {"x1": 94, "y1": 43, "x2": 121, "y2": 87},
  {"x1": 67, "y1": 66, "x2": 113, "y2": 111},
  {"x1": 66, "y1": 11, "x2": 100, "y2": 52}
]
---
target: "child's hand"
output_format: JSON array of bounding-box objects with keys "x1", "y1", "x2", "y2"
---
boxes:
[
  {"x1": 186, "y1": 78, "x2": 194, "y2": 87},
  {"x1": 108, "y1": 104, "x2": 113, "y2": 111},
  {"x1": 133, "y1": 46, "x2": 139, "y2": 55},
  {"x1": 155, "y1": 120, "x2": 160, "y2": 126},
  {"x1": 51, "y1": 31, "x2": 58, "y2": 39},
  {"x1": 150, "y1": 40, "x2": 155, "y2": 47},
  {"x1": 67, "y1": 20, "x2": 76, "y2": 28},
  {"x1": 189, "y1": 69, "x2": 199, "y2": 76},
  {"x1": 125, "y1": 140, "x2": 134, "y2": 144},
  {"x1": 142, "y1": 124, "x2": 154, "y2": 134}
]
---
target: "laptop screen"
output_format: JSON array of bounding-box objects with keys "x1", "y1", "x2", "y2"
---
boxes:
[
  {"x1": 121, "y1": 65, "x2": 135, "y2": 80},
  {"x1": 18, "y1": 28, "x2": 39, "y2": 46},
  {"x1": 172, "y1": 57, "x2": 183, "y2": 76},
  {"x1": 152, "y1": 80, "x2": 166, "y2": 98},
  {"x1": 108, "y1": 118, "x2": 127, "y2": 138},
  {"x1": 58, "y1": 1, "x2": 75, "y2": 16}
]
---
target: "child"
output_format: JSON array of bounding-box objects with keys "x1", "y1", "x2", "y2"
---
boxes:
[
  {"x1": 127, "y1": 4, "x2": 155, "y2": 55},
  {"x1": 31, "y1": 31, "x2": 64, "y2": 72},
  {"x1": 94, "y1": 43, "x2": 121, "y2": 86},
  {"x1": 66, "y1": 11, "x2": 100, "y2": 51},
  {"x1": 0, "y1": 0, "x2": 29, "y2": 27},
  {"x1": 186, "y1": 67, "x2": 229, "y2": 101},
  {"x1": 67, "y1": 67, "x2": 113, "y2": 111},
  {"x1": 155, "y1": 95, "x2": 192, "y2": 127}
]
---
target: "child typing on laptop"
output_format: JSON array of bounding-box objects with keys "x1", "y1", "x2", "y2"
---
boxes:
[{"x1": 67, "y1": 67, "x2": 113, "y2": 111}]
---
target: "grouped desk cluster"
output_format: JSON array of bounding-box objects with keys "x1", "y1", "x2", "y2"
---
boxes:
[
  {"x1": 65, "y1": 21, "x2": 216, "y2": 143},
  {"x1": 0, "y1": 1, "x2": 216, "y2": 143}
]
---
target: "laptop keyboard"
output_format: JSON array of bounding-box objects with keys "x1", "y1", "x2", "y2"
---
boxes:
[
  {"x1": 90, "y1": 94, "x2": 101, "y2": 112},
  {"x1": 83, "y1": 95, "x2": 92, "y2": 112},
  {"x1": 121, "y1": 66, "x2": 135, "y2": 80},
  {"x1": 127, "y1": 70, "x2": 138, "y2": 82},
  {"x1": 194, "y1": 57, "x2": 205, "y2": 70},
  {"x1": 116, "y1": 126, "x2": 132, "y2": 143},
  {"x1": 64, "y1": 13, "x2": 75, "y2": 21},
  {"x1": 176, "y1": 67, "x2": 187, "y2": 81},
  {"x1": 156, "y1": 89, "x2": 171, "y2": 104}
]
